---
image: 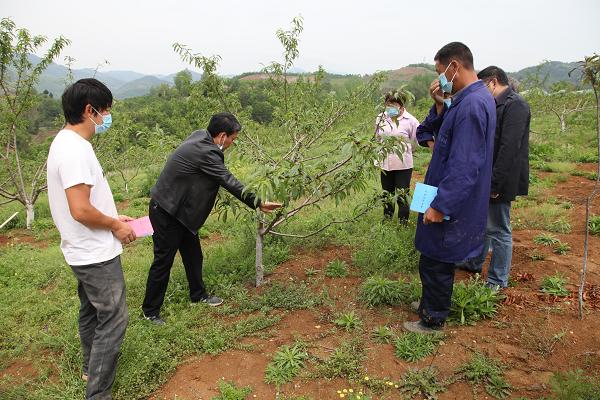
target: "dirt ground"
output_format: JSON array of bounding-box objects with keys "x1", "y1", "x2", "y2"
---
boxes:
[{"x1": 151, "y1": 171, "x2": 600, "y2": 400}]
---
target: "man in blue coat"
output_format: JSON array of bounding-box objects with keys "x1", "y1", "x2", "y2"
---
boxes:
[{"x1": 404, "y1": 42, "x2": 496, "y2": 333}]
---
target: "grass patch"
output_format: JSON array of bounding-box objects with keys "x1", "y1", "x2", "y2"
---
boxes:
[
  {"x1": 264, "y1": 342, "x2": 308, "y2": 386},
  {"x1": 548, "y1": 369, "x2": 600, "y2": 400},
  {"x1": 589, "y1": 215, "x2": 600, "y2": 235},
  {"x1": 359, "y1": 276, "x2": 419, "y2": 307},
  {"x1": 456, "y1": 353, "x2": 511, "y2": 399},
  {"x1": 371, "y1": 326, "x2": 395, "y2": 344},
  {"x1": 393, "y1": 332, "x2": 444, "y2": 362},
  {"x1": 533, "y1": 233, "x2": 560, "y2": 246},
  {"x1": 352, "y1": 223, "x2": 418, "y2": 276},
  {"x1": 333, "y1": 310, "x2": 362, "y2": 331},
  {"x1": 540, "y1": 273, "x2": 570, "y2": 297},
  {"x1": 325, "y1": 259, "x2": 348, "y2": 278},
  {"x1": 212, "y1": 380, "x2": 253, "y2": 400},
  {"x1": 399, "y1": 367, "x2": 447, "y2": 400},
  {"x1": 450, "y1": 276, "x2": 502, "y2": 325},
  {"x1": 313, "y1": 338, "x2": 365, "y2": 380}
]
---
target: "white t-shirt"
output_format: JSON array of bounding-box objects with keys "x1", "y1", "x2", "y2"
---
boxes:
[{"x1": 47, "y1": 129, "x2": 122, "y2": 266}]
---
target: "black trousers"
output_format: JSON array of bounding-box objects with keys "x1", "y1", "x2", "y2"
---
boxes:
[
  {"x1": 142, "y1": 199, "x2": 207, "y2": 317},
  {"x1": 417, "y1": 253, "x2": 456, "y2": 327},
  {"x1": 380, "y1": 168, "x2": 413, "y2": 221}
]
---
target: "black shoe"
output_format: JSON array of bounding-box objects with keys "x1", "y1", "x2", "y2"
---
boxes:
[{"x1": 144, "y1": 314, "x2": 166, "y2": 325}]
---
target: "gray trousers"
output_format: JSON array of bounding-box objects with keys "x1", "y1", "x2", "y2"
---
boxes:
[{"x1": 70, "y1": 255, "x2": 128, "y2": 400}]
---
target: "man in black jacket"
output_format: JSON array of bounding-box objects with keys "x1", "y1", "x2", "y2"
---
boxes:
[
  {"x1": 142, "y1": 112, "x2": 281, "y2": 324},
  {"x1": 462, "y1": 66, "x2": 530, "y2": 289}
]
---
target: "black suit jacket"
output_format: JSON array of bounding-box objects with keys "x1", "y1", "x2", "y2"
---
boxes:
[
  {"x1": 491, "y1": 88, "x2": 530, "y2": 203},
  {"x1": 151, "y1": 130, "x2": 258, "y2": 233}
]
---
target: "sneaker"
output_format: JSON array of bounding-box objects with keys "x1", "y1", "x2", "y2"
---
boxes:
[
  {"x1": 200, "y1": 295, "x2": 223, "y2": 307},
  {"x1": 402, "y1": 320, "x2": 442, "y2": 334},
  {"x1": 144, "y1": 314, "x2": 166, "y2": 325}
]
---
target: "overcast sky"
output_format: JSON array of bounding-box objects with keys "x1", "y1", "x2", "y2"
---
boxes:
[{"x1": 3, "y1": 0, "x2": 599, "y2": 76}]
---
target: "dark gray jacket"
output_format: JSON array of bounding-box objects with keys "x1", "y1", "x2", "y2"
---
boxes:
[
  {"x1": 490, "y1": 88, "x2": 530, "y2": 203},
  {"x1": 151, "y1": 129, "x2": 258, "y2": 233}
]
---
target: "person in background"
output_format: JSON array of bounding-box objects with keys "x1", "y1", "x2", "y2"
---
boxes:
[
  {"x1": 142, "y1": 112, "x2": 281, "y2": 325},
  {"x1": 459, "y1": 66, "x2": 530, "y2": 289},
  {"x1": 375, "y1": 89, "x2": 419, "y2": 223},
  {"x1": 404, "y1": 42, "x2": 496, "y2": 334},
  {"x1": 47, "y1": 78, "x2": 136, "y2": 399}
]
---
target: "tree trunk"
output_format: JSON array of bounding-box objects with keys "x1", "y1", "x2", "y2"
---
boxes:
[
  {"x1": 559, "y1": 114, "x2": 566, "y2": 133},
  {"x1": 125, "y1": 182, "x2": 129, "y2": 193},
  {"x1": 255, "y1": 220, "x2": 265, "y2": 287},
  {"x1": 25, "y1": 202, "x2": 35, "y2": 230}
]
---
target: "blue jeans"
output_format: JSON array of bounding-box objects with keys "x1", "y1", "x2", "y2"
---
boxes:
[{"x1": 464, "y1": 202, "x2": 513, "y2": 288}]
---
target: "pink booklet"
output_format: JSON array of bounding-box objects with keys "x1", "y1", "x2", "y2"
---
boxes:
[{"x1": 126, "y1": 216, "x2": 154, "y2": 238}]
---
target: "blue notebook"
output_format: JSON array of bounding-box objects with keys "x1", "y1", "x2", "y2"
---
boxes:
[{"x1": 410, "y1": 182, "x2": 450, "y2": 220}]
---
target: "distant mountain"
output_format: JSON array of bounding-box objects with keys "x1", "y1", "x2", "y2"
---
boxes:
[
  {"x1": 27, "y1": 55, "x2": 584, "y2": 99},
  {"x1": 113, "y1": 76, "x2": 169, "y2": 99},
  {"x1": 509, "y1": 61, "x2": 583, "y2": 88}
]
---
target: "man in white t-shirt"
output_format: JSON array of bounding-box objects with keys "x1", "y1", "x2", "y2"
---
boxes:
[{"x1": 47, "y1": 78, "x2": 136, "y2": 400}]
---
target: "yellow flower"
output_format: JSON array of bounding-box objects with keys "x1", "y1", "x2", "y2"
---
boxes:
[
  {"x1": 364, "y1": 376, "x2": 369, "y2": 381},
  {"x1": 337, "y1": 390, "x2": 342, "y2": 394},
  {"x1": 349, "y1": 389, "x2": 354, "y2": 393},
  {"x1": 394, "y1": 384, "x2": 399, "y2": 388},
  {"x1": 339, "y1": 394, "x2": 345, "y2": 398},
  {"x1": 343, "y1": 389, "x2": 348, "y2": 393}
]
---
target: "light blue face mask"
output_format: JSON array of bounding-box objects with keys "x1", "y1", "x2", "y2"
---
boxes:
[
  {"x1": 385, "y1": 106, "x2": 400, "y2": 117},
  {"x1": 438, "y1": 62, "x2": 458, "y2": 94},
  {"x1": 90, "y1": 107, "x2": 112, "y2": 135}
]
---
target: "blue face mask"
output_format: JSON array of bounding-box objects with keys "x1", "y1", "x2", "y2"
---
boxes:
[
  {"x1": 385, "y1": 107, "x2": 399, "y2": 117},
  {"x1": 90, "y1": 107, "x2": 112, "y2": 134},
  {"x1": 438, "y1": 62, "x2": 458, "y2": 94},
  {"x1": 443, "y1": 98, "x2": 452, "y2": 108}
]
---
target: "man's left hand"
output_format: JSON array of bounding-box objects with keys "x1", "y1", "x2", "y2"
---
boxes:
[{"x1": 423, "y1": 207, "x2": 444, "y2": 225}]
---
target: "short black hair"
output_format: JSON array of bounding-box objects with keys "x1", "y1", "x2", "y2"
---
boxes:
[
  {"x1": 207, "y1": 112, "x2": 242, "y2": 137},
  {"x1": 434, "y1": 42, "x2": 474, "y2": 70},
  {"x1": 477, "y1": 66, "x2": 510, "y2": 86},
  {"x1": 384, "y1": 90, "x2": 408, "y2": 107},
  {"x1": 61, "y1": 78, "x2": 113, "y2": 125}
]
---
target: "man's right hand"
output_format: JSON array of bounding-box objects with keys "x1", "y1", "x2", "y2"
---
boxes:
[
  {"x1": 427, "y1": 140, "x2": 435, "y2": 151},
  {"x1": 259, "y1": 201, "x2": 283, "y2": 213},
  {"x1": 111, "y1": 219, "x2": 137, "y2": 245},
  {"x1": 429, "y1": 79, "x2": 444, "y2": 105}
]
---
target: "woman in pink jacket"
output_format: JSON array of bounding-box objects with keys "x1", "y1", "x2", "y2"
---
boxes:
[{"x1": 375, "y1": 90, "x2": 419, "y2": 223}]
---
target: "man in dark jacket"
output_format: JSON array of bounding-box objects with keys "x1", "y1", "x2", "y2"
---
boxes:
[
  {"x1": 461, "y1": 66, "x2": 530, "y2": 289},
  {"x1": 404, "y1": 42, "x2": 496, "y2": 334},
  {"x1": 142, "y1": 112, "x2": 281, "y2": 324}
]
